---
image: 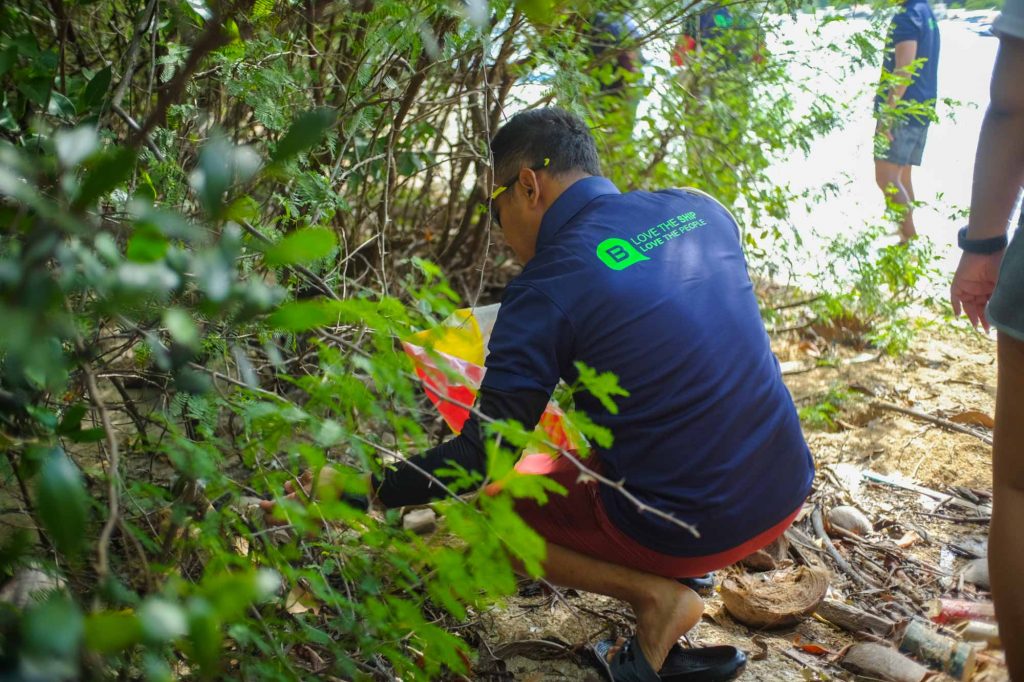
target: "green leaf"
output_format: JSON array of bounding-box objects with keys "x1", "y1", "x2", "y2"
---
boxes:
[
  {"x1": 18, "y1": 75, "x2": 51, "y2": 106},
  {"x1": 48, "y1": 91, "x2": 76, "y2": 118},
  {"x1": 0, "y1": 45, "x2": 16, "y2": 78},
  {"x1": 85, "y1": 611, "x2": 142, "y2": 654},
  {"x1": 173, "y1": 367, "x2": 212, "y2": 395},
  {"x1": 192, "y1": 132, "x2": 232, "y2": 216},
  {"x1": 67, "y1": 428, "x2": 106, "y2": 443},
  {"x1": 163, "y1": 308, "x2": 200, "y2": 349},
  {"x1": 225, "y1": 195, "x2": 260, "y2": 223},
  {"x1": 0, "y1": 103, "x2": 19, "y2": 133},
  {"x1": 55, "y1": 125, "x2": 99, "y2": 168},
  {"x1": 35, "y1": 448, "x2": 89, "y2": 558},
  {"x1": 515, "y1": 0, "x2": 554, "y2": 25},
  {"x1": 269, "y1": 108, "x2": 337, "y2": 165},
  {"x1": 252, "y1": 0, "x2": 274, "y2": 21},
  {"x1": 139, "y1": 598, "x2": 188, "y2": 643},
  {"x1": 23, "y1": 594, "x2": 84, "y2": 661},
  {"x1": 263, "y1": 228, "x2": 337, "y2": 266},
  {"x1": 74, "y1": 146, "x2": 137, "y2": 209},
  {"x1": 57, "y1": 404, "x2": 87, "y2": 435},
  {"x1": 267, "y1": 300, "x2": 335, "y2": 331},
  {"x1": 187, "y1": 597, "x2": 222, "y2": 676},
  {"x1": 573, "y1": 361, "x2": 629, "y2": 415},
  {"x1": 80, "y1": 66, "x2": 112, "y2": 111},
  {"x1": 185, "y1": 0, "x2": 213, "y2": 21},
  {"x1": 126, "y1": 224, "x2": 169, "y2": 263}
]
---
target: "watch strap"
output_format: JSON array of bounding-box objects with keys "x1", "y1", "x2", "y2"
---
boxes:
[{"x1": 958, "y1": 226, "x2": 1007, "y2": 255}]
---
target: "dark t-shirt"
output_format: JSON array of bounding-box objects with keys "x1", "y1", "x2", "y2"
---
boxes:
[
  {"x1": 876, "y1": 0, "x2": 941, "y2": 126},
  {"x1": 587, "y1": 13, "x2": 644, "y2": 92},
  {"x1": 480, "y1": 177, "x2": 814, "y2": 556},
  {"x1": 698, "y1": 6, "x2": 734, "y2": 42}
]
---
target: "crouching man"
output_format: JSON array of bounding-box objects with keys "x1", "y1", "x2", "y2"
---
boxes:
[{"x1": 268, "y1": 108, "x2": 814, "y2": 682}]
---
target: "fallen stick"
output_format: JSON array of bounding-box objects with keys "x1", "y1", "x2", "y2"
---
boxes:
[
  {"x1": 811, "y1": 506, "x2": 880, "y2": 590},
  {"x1": 863, "y1": 471, "x2": 992, "y2": 516},
  {"x1": 871, "y1": 400, "x2": 993, "y2": 445},
  {"x1": 917, "y1": 512, "x2": 990, "y2": 524},
  {"x1": 815, "y1": 599, "x2": 896, "y2": 637},
  {"x1": 780, "y1": 647, "x2": 834, "y2": 676},
  {"x1": 780, "y1": 352, "x2": 881, "y2": 376},
  {"x1": 829, "y1": 526, "x2": 950, "y2": 577}
]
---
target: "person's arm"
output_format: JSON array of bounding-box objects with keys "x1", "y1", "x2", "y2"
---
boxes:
[
  {"x1": 886, "y1": 40, "x2": 919, "y2": 108},
  {"x1": 372, "y1": 386, "x2": 549, "y2": 507},
  {"x1": 259, "y1": 386, "x2": 549, "y2": 518},
  {"x1": 965, "y1": 36, "x2": 1024, "y2": 239},
  {"x1": 950, "y1": 35, "x2": 1024, "y2": 329}
]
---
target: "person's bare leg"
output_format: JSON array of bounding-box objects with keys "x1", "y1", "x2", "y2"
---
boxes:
[
  {"x1": 539, "y1": 541, "x2": 704, "y2": 671},
  {"x1": 875, "y1": 160, "x2": 914, "y2": 241},
  {"x1": 990, "y1": 332, "x2": 1024, "y2": 677},
  {"x1": 899, "y1": 165, "x2": 918, "y2": 241}
]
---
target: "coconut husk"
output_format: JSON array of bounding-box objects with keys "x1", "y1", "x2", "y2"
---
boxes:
[{"x1": 721, "y1": 565, "x2": 830, "y2": 629}]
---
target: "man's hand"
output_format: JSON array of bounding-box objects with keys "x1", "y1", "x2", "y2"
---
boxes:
[
  {"x1": 950, "y1": 250, "x2": 1004, "y2": 331},
  {"x1": 875, "y1": 120, "x2": 894, "y2": 143},
  {"x1": 259, "y1": 466, "x2": 350, "y2": 525}
]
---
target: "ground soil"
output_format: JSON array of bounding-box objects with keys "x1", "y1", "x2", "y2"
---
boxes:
[{"x1": 470, "y1": 322, "x2": 1007, "y2": 681}]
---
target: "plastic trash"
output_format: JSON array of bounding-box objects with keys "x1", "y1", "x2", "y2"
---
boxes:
[{"x1": 403, "y1": 305, "x2": 581, "y2": 455}]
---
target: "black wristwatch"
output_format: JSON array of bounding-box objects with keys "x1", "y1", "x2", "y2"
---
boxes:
[{"x1": 958, "y1": 226, "x2": 1007, "y2": 254}]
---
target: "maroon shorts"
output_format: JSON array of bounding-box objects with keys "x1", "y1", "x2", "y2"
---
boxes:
[{"x1": 506, "y1": 453, "x2": 801, "y2": 579}]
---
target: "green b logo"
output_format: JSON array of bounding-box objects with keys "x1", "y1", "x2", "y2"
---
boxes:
[{"x1": 596, "y1": 238, "x2": 649, "y2": 271}]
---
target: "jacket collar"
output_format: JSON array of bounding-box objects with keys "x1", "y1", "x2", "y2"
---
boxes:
[{"x1": 537, "y1": 176, "x2": 620, "y2": 250}]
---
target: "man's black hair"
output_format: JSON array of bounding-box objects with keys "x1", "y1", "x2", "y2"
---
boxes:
[{"x1": 490, "y1": 108, "x2": 601, "y2": 185}]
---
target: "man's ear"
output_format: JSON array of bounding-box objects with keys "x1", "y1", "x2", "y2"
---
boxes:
[{"x1": 519, "y1": 168, "x2": 541, "y2": 207}]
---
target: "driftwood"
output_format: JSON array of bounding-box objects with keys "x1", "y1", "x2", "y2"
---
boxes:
[
  {"x1": 842, "y1": 643, "x2": 929, "y2": 682},
  {"x1": 815, "y1": 599, "x2": 897, "y2": 637},
  {"x1": 871, "y1": 400, "x2": 993, "y2": 445}
]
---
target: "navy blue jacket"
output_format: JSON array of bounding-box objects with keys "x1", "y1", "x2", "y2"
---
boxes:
[{"x1": 481, "y1": 177, "x2": 814, "y2": 556}]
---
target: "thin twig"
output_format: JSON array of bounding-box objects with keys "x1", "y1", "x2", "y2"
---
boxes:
[
  {"x1": 111, "y1": 104, "x2": 166, "y2": 162},
  {"x1": 81, "y1": 362, "x2": 120, "y2": 581},
  {"x1": 771, "y1": 294, "x2": 824, "y2": 310},
  {"x1": 872, "y1": 400, "x2": 993, "y2": 445},
  {"x1": 110, "y1": 0, "x2": 159, "y2": 109},
  {"x1": 811, "y1": 505, "x2": 879, "y2": 590}
]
